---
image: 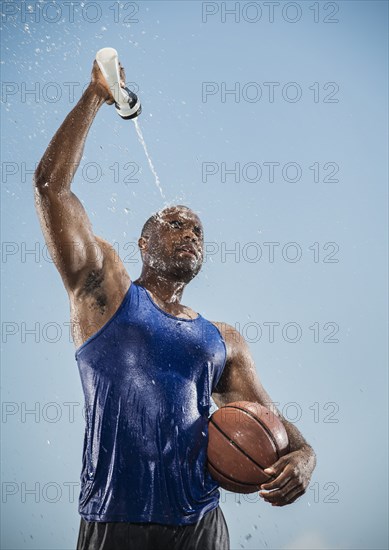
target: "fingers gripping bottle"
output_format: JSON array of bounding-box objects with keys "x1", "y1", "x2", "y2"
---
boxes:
[{"x1": 96, "y1": 47, "x2": 141, "y2": 120}]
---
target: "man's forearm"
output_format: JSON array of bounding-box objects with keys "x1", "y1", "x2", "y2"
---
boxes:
[
  {"x1": 34, "y1": 84, "x2": 105, "y2": 193},
  {"x1": 282, "y1": 417, "x2": 316, "y2": 462}
]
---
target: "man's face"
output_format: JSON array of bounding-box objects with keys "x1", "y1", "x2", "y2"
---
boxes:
[{"x1": 140, "y1": 207, "x2": 204, "y2": 282}]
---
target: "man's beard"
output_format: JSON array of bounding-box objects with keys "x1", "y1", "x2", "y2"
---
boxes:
[{"x1": 148, "y1": 253, "x2": 201, "y2": 283}]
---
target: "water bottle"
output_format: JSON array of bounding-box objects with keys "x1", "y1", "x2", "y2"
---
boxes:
[{"x1": 95, "y1": 47, "x2": 141, "y2": 120}]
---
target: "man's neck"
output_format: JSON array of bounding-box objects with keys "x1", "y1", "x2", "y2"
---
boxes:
[{"x1": 133, "y1": 274, "x2": 187, "y2": 305}]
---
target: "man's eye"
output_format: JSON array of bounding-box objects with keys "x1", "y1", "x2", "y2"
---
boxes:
[{"x1": 169, "y1": 220, "x2": 182, "y2": 228}]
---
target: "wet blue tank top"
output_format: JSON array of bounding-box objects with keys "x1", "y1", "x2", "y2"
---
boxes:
[{"x1": 74, "y1": 282, "x2": 227, "y2": 525}]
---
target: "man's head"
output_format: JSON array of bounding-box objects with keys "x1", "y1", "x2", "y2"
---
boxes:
[{"x1": 138, "y1": 205, "x2": 204, "y2": 283}]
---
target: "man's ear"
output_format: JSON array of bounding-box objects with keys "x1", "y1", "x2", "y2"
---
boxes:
[{"x1": 138, "y1": 236, "x2": 148, "y2": 252}]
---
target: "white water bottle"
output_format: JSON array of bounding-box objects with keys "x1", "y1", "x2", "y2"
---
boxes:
[{"x1": 95, "y1": 47, "x2": 141, "y2": 120}]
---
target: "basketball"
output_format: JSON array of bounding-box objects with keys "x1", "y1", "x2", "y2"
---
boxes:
[{"x1": 207, "y1": 401, "x2": 290, "y2": 494}]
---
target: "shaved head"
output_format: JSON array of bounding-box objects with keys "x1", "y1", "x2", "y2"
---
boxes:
[{"x1": 140, "y1": 205, "x2": 199, "y2": 240}]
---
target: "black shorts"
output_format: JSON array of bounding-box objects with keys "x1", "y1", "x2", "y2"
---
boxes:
[{"x1": 76, "y1": 506, "x2": 230, "y2": 550}]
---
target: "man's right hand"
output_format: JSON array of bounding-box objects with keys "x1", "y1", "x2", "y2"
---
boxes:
[{"x1": 91, "y1": 60, "x2": 127, "y2": 105}]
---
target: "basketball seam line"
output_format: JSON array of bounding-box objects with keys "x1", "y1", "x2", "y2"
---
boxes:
[
  {"x1": 207, "y1": 458, "x2": 259, "y2": 486},
  {"x1": 209, "y1": 417, "x2": 268, "y2": 472},
  {"x1": 223, "y1": 405, "x2": 280, "y2": 459}
]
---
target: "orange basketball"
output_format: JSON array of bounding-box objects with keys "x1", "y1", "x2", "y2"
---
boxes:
[{"x1": 207, "y1": 401, "x2": 290, "y2": 493}]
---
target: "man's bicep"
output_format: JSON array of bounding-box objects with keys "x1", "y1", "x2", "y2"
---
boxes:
[
  {"x1": 212, "y1": 327, "x2": 280, "y2": 415},
  {"x1": 34, "y1": 188, "x2": 104, "y2": 290}
]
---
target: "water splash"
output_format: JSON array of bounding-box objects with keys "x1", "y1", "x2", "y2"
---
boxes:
[{"x1": 133, "y1": 119, "x2": 165, "y2": 198}]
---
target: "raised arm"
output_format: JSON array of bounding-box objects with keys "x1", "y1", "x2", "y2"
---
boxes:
[
  {"x1": 33, "y1": 62, "x2": 124, "y2": 293},
  {"x1": 212, "y1": 322, "x2": 316, "y2": 507}
]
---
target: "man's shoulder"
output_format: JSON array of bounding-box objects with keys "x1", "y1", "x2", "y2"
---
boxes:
[{"x1": 209, "y1": 321, "x2": 244, "y2": 347}]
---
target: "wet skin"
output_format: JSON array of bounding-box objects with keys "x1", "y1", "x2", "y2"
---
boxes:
[{"x1": 33, "y1": 61, "x2": 316, "y2": 507}]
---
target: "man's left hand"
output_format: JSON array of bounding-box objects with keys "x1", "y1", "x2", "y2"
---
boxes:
[{"x1": 258, "y1": 448, "x2": 315, "y2": 507}]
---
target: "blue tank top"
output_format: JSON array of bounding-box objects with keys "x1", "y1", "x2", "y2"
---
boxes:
[{"x1": 74, "y1": 282, "x2": 227, "y2": 525}]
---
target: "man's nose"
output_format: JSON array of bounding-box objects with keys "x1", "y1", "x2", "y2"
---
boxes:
[{"x1": 183, "y1": 229, "x2": 198, "y2": 242}]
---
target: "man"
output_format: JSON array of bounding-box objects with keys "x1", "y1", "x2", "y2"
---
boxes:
[{"x1": 34, "y1": 60, "x2": 316, "y2": 550}]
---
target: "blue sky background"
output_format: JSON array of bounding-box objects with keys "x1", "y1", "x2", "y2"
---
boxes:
[{"x1": 1, "y1": 1, "x2": 388, "y2": 549}]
